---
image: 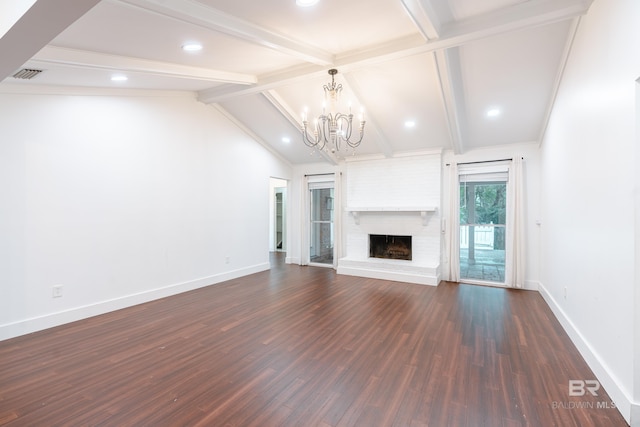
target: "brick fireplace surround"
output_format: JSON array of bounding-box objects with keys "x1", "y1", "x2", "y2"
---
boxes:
[{"x1": 337, "y1": 153, "x2": 441, "y2": 286}]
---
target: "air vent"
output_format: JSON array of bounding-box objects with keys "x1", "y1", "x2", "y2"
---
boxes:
[{"x1": 12, "y1": 68, "x2": 43, "y2": 80}]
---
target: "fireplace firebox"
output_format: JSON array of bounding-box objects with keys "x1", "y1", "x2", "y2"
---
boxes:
[{"x1": 369, "y1": 234, "x2": 412, "y2": 260}]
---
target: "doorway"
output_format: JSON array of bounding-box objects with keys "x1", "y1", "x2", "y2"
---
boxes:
[
  {"x1": 269, "y1": 178, "x2": 287, "y2": 254},
  {"x1": 459, "y1": 171, "x2": 507, "y2": 284},
  {"x1": 309, "y1": 181, "x2": 334, "y2": 266}
]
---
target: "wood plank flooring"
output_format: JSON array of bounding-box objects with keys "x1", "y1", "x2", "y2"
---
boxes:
[{"x1": 0, "y1": 253, "x2": 628, "y2": 426}]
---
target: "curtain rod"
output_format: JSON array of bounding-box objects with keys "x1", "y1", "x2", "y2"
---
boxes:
[
  {"x1": 457, "y1": 157, "x2": 512, "y2": 165},
  {"x1": 304, "y1": 173, "x2": 335, "y2": 177},
  {"x1": 446, "y1": 157, "x2": 523, "y2": 166}
]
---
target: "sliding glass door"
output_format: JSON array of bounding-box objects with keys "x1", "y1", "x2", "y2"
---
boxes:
[
  {"x1": 309, "y1": 182, "x2": 334, "y2": 265},
  {"x1": 459, "y1": 177, "x2": 507, "y2": 283}
]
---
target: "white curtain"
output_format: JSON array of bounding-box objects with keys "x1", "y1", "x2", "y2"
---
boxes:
[
  {"x1": 505, "y1": 157, "x2": 525, "y2": 288},
  {"x1": 300, "y1": 175, "x2": 310, "y2": 266},
  {"x1": 447, "y1": 162, "x2": 460, "y2": 282},
  {"x1": 333, "y1": 171, "x2": 343, "y2": 268}
]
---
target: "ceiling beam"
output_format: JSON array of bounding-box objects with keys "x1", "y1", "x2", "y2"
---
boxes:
[
  {"x1": 113, "y1": 0, "x2": 334, "y2": 67},
  {"x1": 213, "y1": 104, "x2": 293, "y2": 168},
  {"x1": 262, "y1": 90, "x2": 338, "y2": 165},
  {"x1": 337, "y1": 0, "x2": 593, "y2": 69},
  {"x1": 199, "y1": 0, "x2": 592, "y2": 104},
  {"x1": 32, "y1": 46, "x2": 257, "y2": 84},
  {"x1": 441, "y1": 0, "x2": 594, "y2": 42},
  {"x1": 262, "y1": 90, "x2": 302, "y2": 129},
  {"x1": 400, "y1": 0, "x2": 442, "y2": 40},
  {"x1": 434, "y1": 49, "x2": 466, "y2": 154},
  {"x1": 0, "y1": 0, "x2": 101, "y2": 81},
  {"x1": 199, "y1": 63, "x2": 334, "y2": 104},
  {"x1": 401, "y1": 0, "x2": 467, "y2": 154}
]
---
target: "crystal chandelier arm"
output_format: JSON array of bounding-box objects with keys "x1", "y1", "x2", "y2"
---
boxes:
[
  {"x1": 302, "y1": 119, "x2": 325, "y2": 150},
  {"x1": 335, "y1": 113, "x2": 365, "y2": 148}
]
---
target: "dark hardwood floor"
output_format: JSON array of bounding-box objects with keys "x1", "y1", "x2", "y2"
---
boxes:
[{"x1": 0, "y1": 253, "x2": 628, "y2": 426}]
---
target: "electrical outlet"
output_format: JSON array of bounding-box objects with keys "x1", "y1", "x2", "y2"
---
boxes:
[
  {"x1": 225, "y1": 256, "x2": 230, "y2": 264},
  {"x1": 52, "y1": 285, "x2": 63, "y2": 298},
  {"x1": 563, "y1": 287, "x2": 567, "y2": 300}
]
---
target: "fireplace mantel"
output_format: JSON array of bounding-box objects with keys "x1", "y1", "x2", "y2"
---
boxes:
[{"x1": 345, "y1": 206, "x2": 437, "y2": 225}]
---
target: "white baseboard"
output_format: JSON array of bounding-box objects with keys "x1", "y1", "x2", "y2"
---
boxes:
[
  {"x1": 538, "y1": 282, "x2": 632, "y2": 425},
  {"x1": 285, "y1": 256, "x2": 300, "y2": 264},
  {"x1": 524, "y1": 280, "x2": 540, "y2": 291},
  {"x1": 0, "y1": 262, "x2": 269, "y2": 342},
  {"x1": 632, "y1": 403, "x2": 640, "y2": 427}
]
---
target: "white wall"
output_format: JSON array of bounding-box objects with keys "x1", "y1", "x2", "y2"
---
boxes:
[
  {"x1": 441, "y1": 143, "x2": 541, "y2": 290},
  {"x1": 0, "y1": 90, "x2": 291, "y2": 340},
  {"x1": 540, "y1": 0, "x2": 639, "y2": 422}
]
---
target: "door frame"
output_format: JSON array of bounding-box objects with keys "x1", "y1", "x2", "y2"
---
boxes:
[
  {"x1": 307, "y1": 175, "x2": 336, "y2": 268},
  {"x1": 456, "y1": 164, "x2": 509, "y2": 287}
]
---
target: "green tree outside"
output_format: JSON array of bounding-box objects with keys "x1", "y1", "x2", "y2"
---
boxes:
[{"x1": 460, "y1": 182, "x2": 506, "y2": 250}]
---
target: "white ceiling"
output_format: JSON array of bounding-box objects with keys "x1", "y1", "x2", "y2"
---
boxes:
[{"x1": 0, "y1": 0, "x2": 594, "y2": 165}]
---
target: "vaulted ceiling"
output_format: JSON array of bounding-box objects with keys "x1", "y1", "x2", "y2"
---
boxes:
[{"x1": 0, "y1": 0, "x2": 594, "y2": 165}]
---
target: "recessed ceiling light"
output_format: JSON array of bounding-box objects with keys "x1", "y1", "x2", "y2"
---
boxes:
[
  {"x1": 296, "y1": 0, "x2": 319, "y2": 6},
  {"x1": 486, "y1": 108, "x2": 501, "y2": 118},
  {"x1": 282, "y1": 137, "x2": 291, "y2": 143},
  {"x1": 111, "y1": 75, "x2": 128, "y2": 82},
  {"x1": 182, "y1": 43, "x2": 203, "y2": 52},
  {"x1": 404, "y1": 120, "x2": 416, "y2": 128}
]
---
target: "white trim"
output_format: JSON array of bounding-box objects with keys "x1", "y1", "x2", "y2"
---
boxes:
[
  {"x1": 32, "y1": 45, "x2": 256, "y2": 85},
  {"x1": 0, "y1": 83, "x2": 197, "y2": 98},
  {"x1": 0, "y1": 263, "x2": 269, "y2": 342},
  {"x1": 214, "y1": 104, "x2": 293, "y2": 168},
  {"x1": 344, "y1": 148, "x2": 443, "y2": 163},
  {"x1": 345, "y1": 206, "x2": 438, "y2": 226},
  {"x1": 459, "y1": 170, "x2": 509, "y2": 182},
  {"x1": 337, "y1": 258, "x2": 440, "y2": 286},
  {"x1": 308, "y1": 180, "x2": 335, "y2": 189},
  {"x1": 345, "y1": 206, "x2": 437, "y2": 212},
  {"x1": 538, "y1": 282, "x2": 632, "y2": 424},
  {"x1": 309, "y1": 262, "x2": 334, "y2": 269},
  {"x1": 632, "y1": 404, "x2": 640, "y2": 427},
  {"x1": 117, "y1": 0, "x2": 334, "y2": 66},
  {"x1": 458, "y1": 279, "x2": 538, "y2": 291}
]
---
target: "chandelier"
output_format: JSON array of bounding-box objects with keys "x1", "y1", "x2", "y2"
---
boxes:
[{"x1": 301, "y1": 69, "x2": 365, "y2": 155}]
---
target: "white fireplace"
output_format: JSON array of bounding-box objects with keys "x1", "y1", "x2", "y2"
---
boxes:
[
  {"x1": 337, "y1": 153, "x2": 442, "y2": 286},
  {"x1": 369, "y1": 234, "x2": 412, "y2": 260}
]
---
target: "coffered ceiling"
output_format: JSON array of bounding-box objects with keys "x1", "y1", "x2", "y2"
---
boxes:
[{"x1": 0, "y1": 0, "x2": 594, "y2": 164}]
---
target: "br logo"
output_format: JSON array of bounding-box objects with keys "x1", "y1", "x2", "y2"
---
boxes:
[{"x1": 569, "y1": 380, "x2": 600, "y2": 397}]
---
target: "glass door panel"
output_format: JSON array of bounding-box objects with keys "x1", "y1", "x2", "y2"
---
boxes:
[
  {"x1": 310, "y1": 186, "x2": 334, "y2": 265},
  {"x1": 459, "y1": 181, "x2": 506, "y2": 283}
]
